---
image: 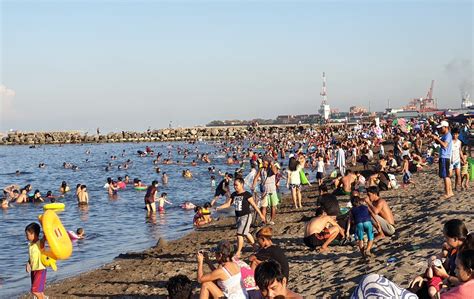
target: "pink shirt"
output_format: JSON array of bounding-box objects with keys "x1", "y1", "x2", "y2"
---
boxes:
[{"x1": 441, "y1": 279, "x2": 474, "y2": 299}]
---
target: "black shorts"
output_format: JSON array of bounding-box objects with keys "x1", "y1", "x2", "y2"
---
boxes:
[
  {"x1": 214, "y1": 189, "x2": 226, "y2": 197},
  {"x1": 316, "y1": 172, "x2": 323, "y2": 179},
  {"x1": 439, "y1": 158, "x2": 450, "y2": 178},
  {"x1": 303, "y1": 233, "x2": 326, "y2": 249}
]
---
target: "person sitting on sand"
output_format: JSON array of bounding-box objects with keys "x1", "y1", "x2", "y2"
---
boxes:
[
  {"x1": 422, "y1": 244, "x2": 450, "y2": 299},
  {"x1": 303, "y1": 207, "x2": 345, "y2": 253},
  {"x1": 196, "y1": 240, "x2": 248, "y2": 299},
  {"x1": 255, "y1": 260, "x2": 302, "y2": 299},
  {"x1": 193, "y1": 206, "x2": 209, "y2": 227},
  {"x1": 364, "y1": 186, "x2": 395, "y2": 239},
  {"x1": 333, "y1": 169, "x2": 356, "y2": 196},
  {"x1": 167, "y1": 274, "x2": 193, "y2": 299},
  {"x1": 249, "y1": 226, "x2": 289, "y2": 279},
  {"x1": 409, "y1": 219, "x2": 473, "y2": 297}
]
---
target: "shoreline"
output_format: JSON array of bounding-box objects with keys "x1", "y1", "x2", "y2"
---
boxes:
[{"x1": 35, "y1": 164, "x2": 473, "y2": 298}]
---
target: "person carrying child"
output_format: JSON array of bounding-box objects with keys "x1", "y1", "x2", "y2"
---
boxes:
[{"x1": 25, "y1": 222, "x2": 47, "y2": 299}]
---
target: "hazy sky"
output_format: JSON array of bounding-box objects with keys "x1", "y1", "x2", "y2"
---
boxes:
[{"x1": 1, "y1": 0, "x2": 472, "y2": 132}]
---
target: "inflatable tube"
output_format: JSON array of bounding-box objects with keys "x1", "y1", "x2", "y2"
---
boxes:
[
  {"x1": 43, "y1": 203, "x2": 65, "y2": 211},
  {"x1": 134, "y1": 186, "x2": 147, "y2": 191},
  {"x1": 40, "y1": 253, "x2": 57, "y2": 271},
  {"x1": 38, "y1": 210, "x2": 73, "y2": 260},
  {"x1": 299, "y1": 170, "x2": 309, "y2": 185}
]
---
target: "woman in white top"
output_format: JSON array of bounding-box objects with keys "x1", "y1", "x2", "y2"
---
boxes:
[
  {"x1": 287, "y1": 155, "x2": 304, "y2": 209},
  {"x1": 197, "y1": 240, "x2": 248, "y2": 299}
]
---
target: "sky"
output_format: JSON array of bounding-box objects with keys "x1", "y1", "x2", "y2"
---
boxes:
[{"x1": 0, "y1": 0, "x2": 472, "y2": 132}]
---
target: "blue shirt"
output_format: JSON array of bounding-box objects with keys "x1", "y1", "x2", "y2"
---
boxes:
[
  {"x1": 440, "y1": 132, "x2": 453, "y2": 159},
  {"x1": 351, "y1": 205, "x2": 371, "y2": 224}
]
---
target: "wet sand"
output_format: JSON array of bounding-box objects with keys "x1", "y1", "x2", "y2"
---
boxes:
[{"x1": 40, "y1": 164, "x2": 473, "y2": 298}]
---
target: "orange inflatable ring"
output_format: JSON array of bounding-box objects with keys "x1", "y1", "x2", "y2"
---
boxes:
[{"x1": 38, "y1": 210, "x2": 73, "y2": 260}]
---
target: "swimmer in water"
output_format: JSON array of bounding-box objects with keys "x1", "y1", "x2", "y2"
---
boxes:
[
  {"x1": 68, "y1": 228, "x2": 85, "y2": 240},
  {"x1": 60, "y1": 181, "x2": 70, "y2": 194},
  {"x1": 1, "y1": 198, "x2": 9, "y2": 209},
  {"x1": 77, "y1": 185, "x2": 89, "y2": 204},
  {"x1": 156, "y1": 193, "x2": 172, "y2": 213},
  {"x1": 162, "y1": 172, "x2": 169, "y2": 185}
]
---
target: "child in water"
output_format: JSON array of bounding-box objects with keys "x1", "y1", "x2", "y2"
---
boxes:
[
  {"x1": 210, "y1": 175, "x2": 216, "y2": 187},
  {"x1": 68, "y1": 228, "x2": 85, "y2": 240},
  {"x1": 156, "y1": 193, "x2": 172, "y2": 213},
  {"x1": 25, "y1": 222, "x2": 47, "y2": 299}
]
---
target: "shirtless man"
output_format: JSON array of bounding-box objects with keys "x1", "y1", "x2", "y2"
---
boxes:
[
  {"x1": 77, "y1": 185, "x2": 89, "y2": 204},
  {"x1": 333, "y1": 169, "x2": 356, "y2": 196},
  {"x1": 303, "y1": 207, "x2": 345, "y2": 253},
  {"x1": 365, "y1": 186, "x2": 395, "y2": 238}
]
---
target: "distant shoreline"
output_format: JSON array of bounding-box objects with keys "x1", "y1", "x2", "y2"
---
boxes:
[{"x1": 0, "y1": 123, "x2": 353, "y2": 146}]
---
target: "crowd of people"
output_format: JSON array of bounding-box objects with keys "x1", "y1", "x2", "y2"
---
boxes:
[{"x1": 3, "y1": 115, "x2": 473, "y2": 298}]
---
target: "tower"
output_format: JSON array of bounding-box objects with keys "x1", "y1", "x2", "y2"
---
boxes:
[{"x1": 319, "y1": 72, "x2": 330, "y2": 120}]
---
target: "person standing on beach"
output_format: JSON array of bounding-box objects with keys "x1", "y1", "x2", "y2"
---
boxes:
[
  {"x1": 252, "y1": 156, "x2": 279, "y2": 225},
  {"x1": 429, "y1": 120, "x2": 454, "y2": 200},
  {"x1": 216, "y1": 177, "x2": 265, "y2": 257},
  {"x1": 335, "y1": 143, "x2": 346, "y2": 175},
  {"x1": 451, "y1": 127, "x2": 463, "y2": 191}
]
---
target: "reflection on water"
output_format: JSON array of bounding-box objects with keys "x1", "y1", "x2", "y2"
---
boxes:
[{"x1": 0, "y1": 142, "x2": 238, "y2": 297}]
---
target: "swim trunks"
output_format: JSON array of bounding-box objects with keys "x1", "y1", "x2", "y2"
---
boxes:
[
  {"x1": 289, "y1": 184, "x2": 301, "y2": 190},
  {"x1": 439, "y1": 158, "x2": 451, "y2": 178},
  {"x1": 303, "y1": 228, "x2": 331, "y2": 249},
  {"x1": 31, "y1": 269, "x2": 47, "y2": 293},
  {"x1": 236, "y1": 214, "x2": 252, "y2": 236},
  {"x1": 158, "y1": 206, "x2": 164, "y2": 212}
]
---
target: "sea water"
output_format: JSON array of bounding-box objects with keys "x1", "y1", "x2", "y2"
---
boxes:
[{"x1": 0, "y1": 142, "x2": 241, "y2": 297}]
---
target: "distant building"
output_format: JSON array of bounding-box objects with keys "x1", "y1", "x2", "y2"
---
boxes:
[{"x1": 349, "y1": 106, "x2": 368, "y2": 115}]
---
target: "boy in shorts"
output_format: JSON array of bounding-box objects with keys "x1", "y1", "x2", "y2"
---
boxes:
[
  {"x1": 25, "y1": 222, "x2": 47, "y2": 299},
  {"x1": 303, "y1": 207, "x2": 345, "y2": 253}
]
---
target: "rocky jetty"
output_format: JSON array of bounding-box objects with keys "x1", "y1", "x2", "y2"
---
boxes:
[{"x1": 0, "y1": 125, "x2": 320, "y2": 145}]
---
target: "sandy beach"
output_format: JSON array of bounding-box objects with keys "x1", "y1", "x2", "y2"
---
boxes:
[{"x1": 39, "y1": 163, "x2": 472, "y2": 298}]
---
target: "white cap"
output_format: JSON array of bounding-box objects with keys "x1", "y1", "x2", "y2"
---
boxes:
[
  {"x1": 436, "y1": 120, "x2": 449, "y2": 128},
  {"x1": 289, "y1": 154, "x2": 295, "y2": 158}
]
